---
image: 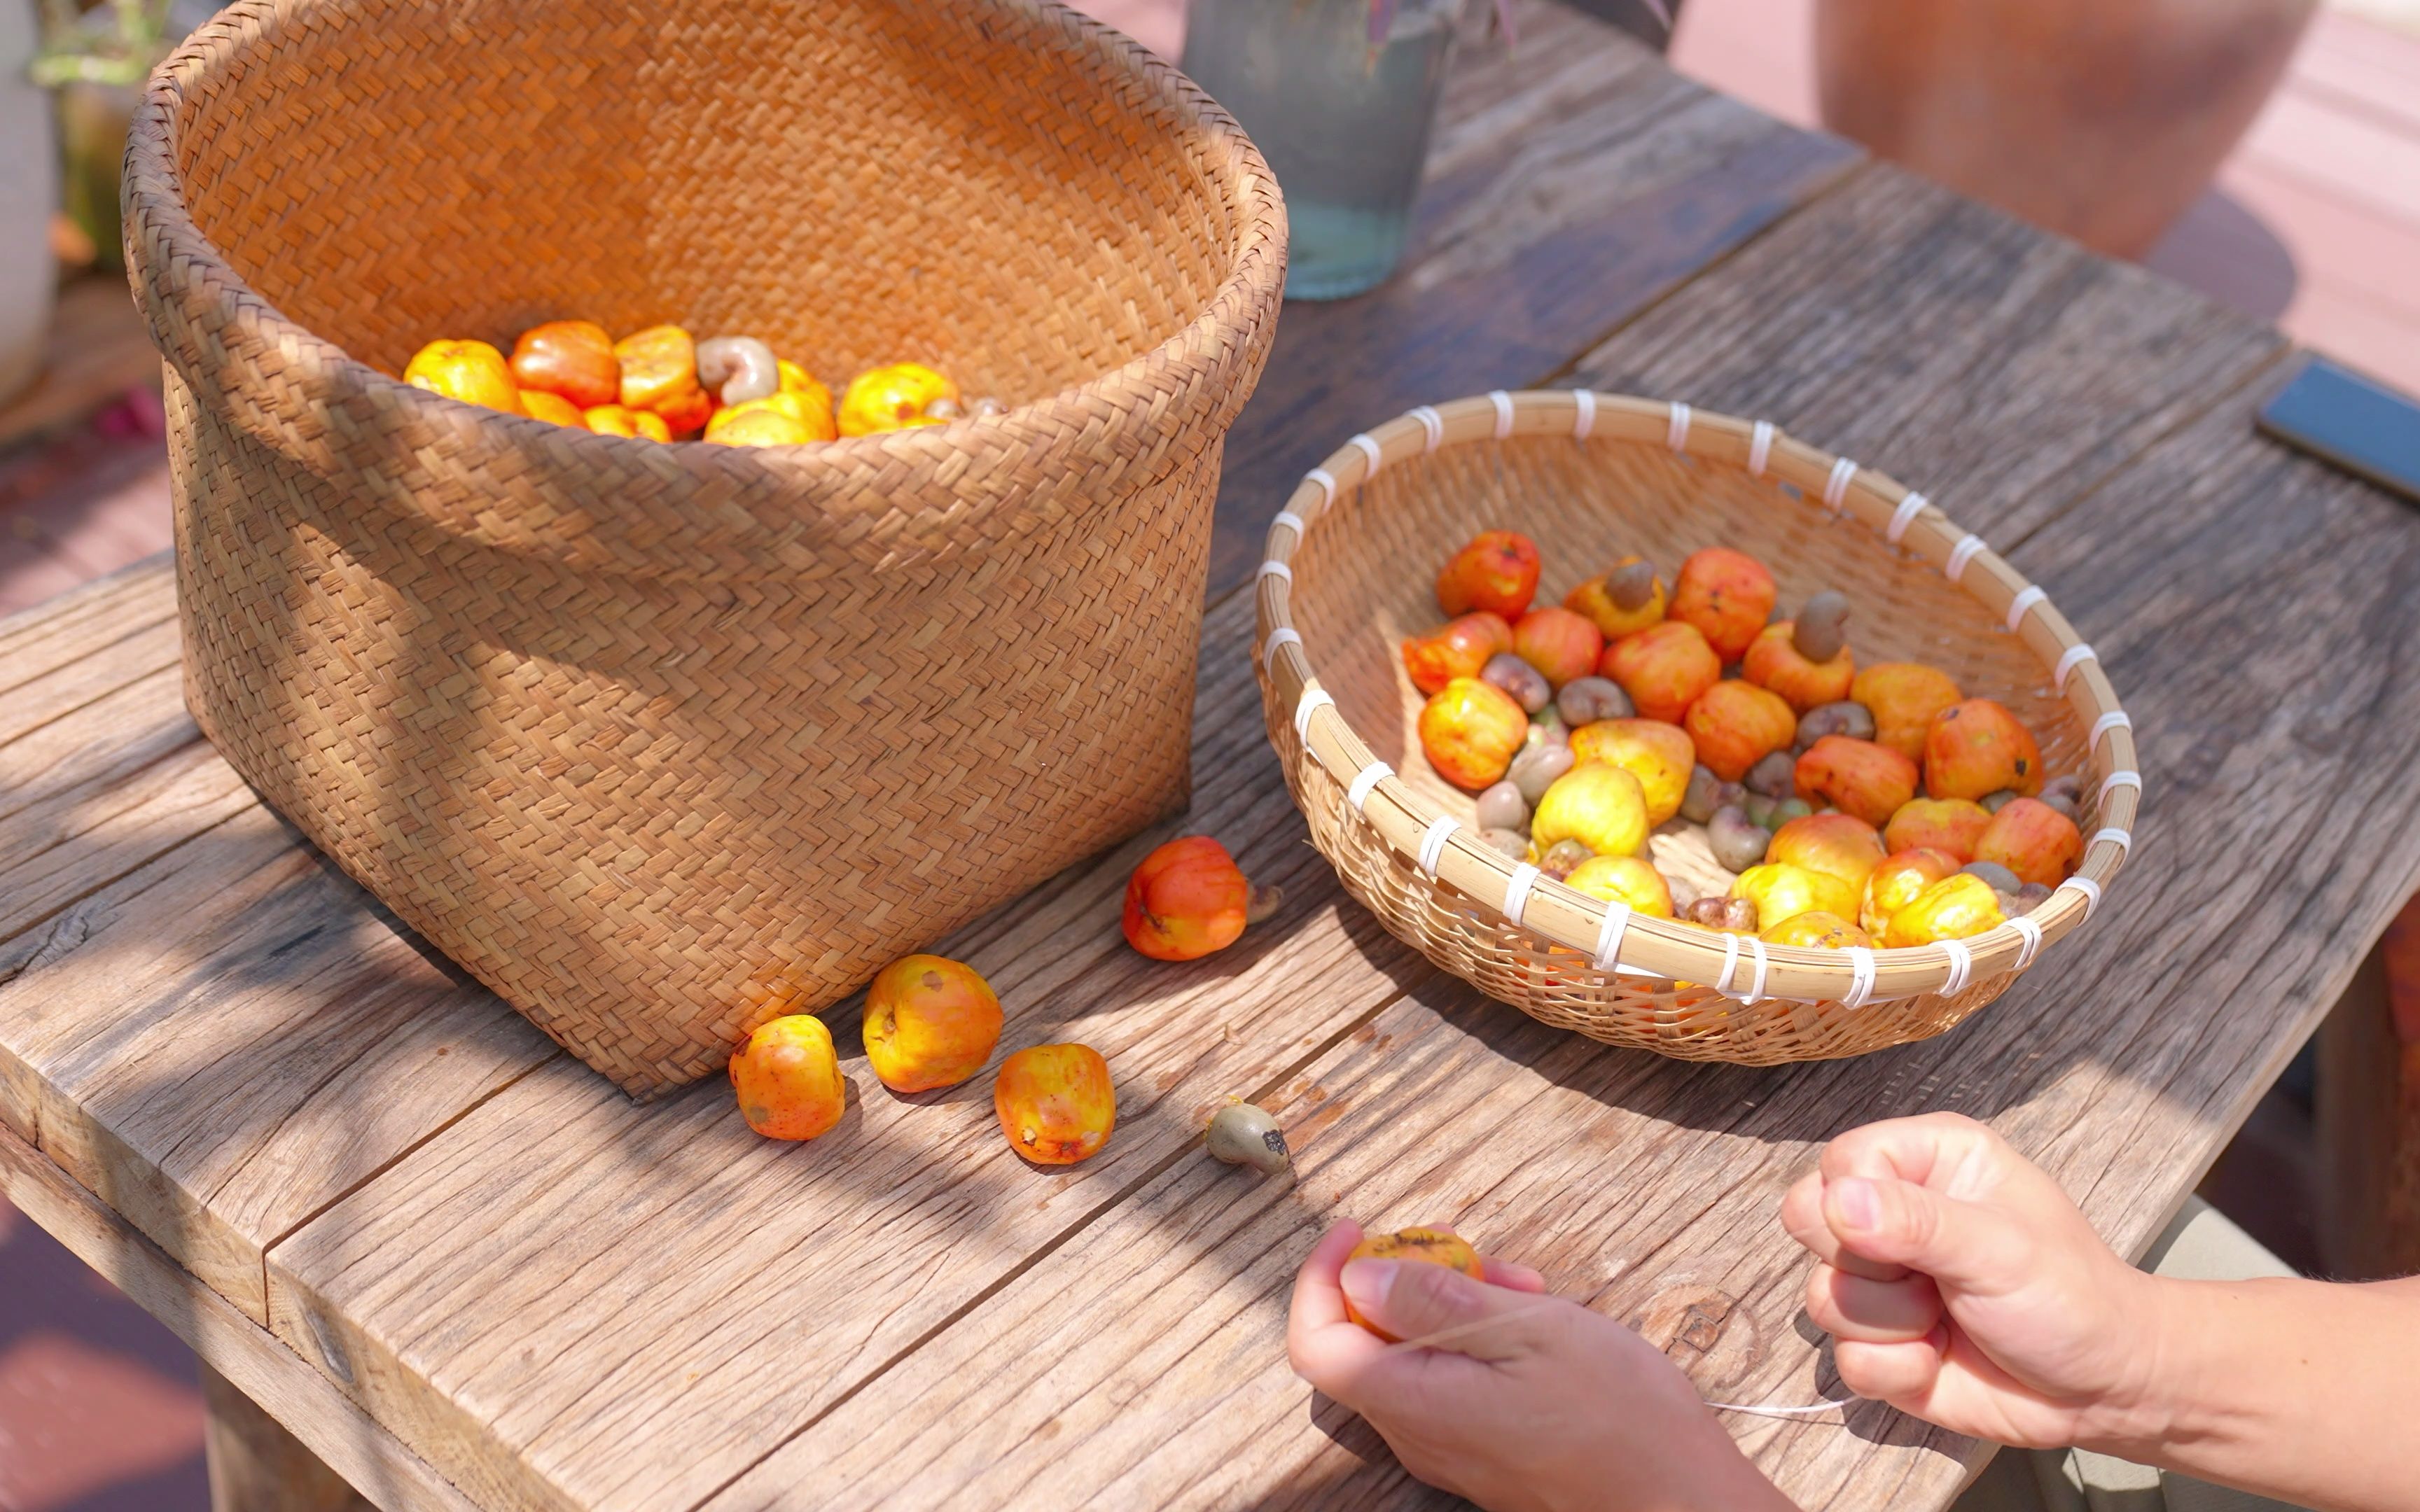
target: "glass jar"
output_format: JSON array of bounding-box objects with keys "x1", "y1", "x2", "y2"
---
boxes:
[{"x1": 1181, "y1": 0, "x2": 1465, "y2": 301}]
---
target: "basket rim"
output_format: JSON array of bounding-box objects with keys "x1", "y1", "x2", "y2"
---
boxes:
[
  {"x1": 1253, "y1": 389, "x2": 2143, "y2": 1007},
  {"x1": 120, "y1": 0, "x2": 1286, "y2": 565}
]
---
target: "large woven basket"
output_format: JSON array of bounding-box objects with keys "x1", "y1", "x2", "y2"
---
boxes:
[
  {"x1": 126, "y1": 0, "x2": 1284, "y2": 1094},
  {"x1": 1256, "y1": 392, "x2": 2141, "y2": 1064}
]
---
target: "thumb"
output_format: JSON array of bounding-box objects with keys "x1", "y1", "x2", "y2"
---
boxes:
[
  {"x1": 1340, "y1": 1258, "x2": 1555, "y2": 1362},
  {"x1": 1825, "y1": 1175, "x2": 2027, "y2": 1293}
]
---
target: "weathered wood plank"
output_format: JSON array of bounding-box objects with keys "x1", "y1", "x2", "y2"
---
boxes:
[
  {"x1": 204, "y1": 1362, "x2": 382, "y2": 1512},
  {"x1": 1204, "y1": 4, "x2": 1861, "y2": 593},
  {"x1": 260, "y1": 583, "x2": 1443, "y2": 1512},
  {"x1": 0, "y1": 727, "x2": 258, "y2": 941},
  {"x1": 0, "y1": 1121, "x2": 491, "y2": 1512},
  {"x1": 1568, "y1": 166, "x2": 2290, "y2": 549},
  {"x1": 0, "y1": 799, "x2": 559, "y2": 1317},
  {"x1": 0, "y1": 547, "x2": 176, "y2": 701},
  {"x1": 706, "y1": 360, "x2": 2420, "y2": 1512},
  {"x1": 0, "y1": 592, "x2": 181, "y2": 750}
]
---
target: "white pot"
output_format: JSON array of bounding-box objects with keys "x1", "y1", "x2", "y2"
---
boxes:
[{"x1": 0, "y1": 0, "x2": 58, "y2": 407}]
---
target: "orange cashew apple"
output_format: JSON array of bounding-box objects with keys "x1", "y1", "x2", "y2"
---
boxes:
[
  {"x1": 1884, "y1": 797, "x2": 1995, "y2": 863},
  {"x1": 1343, "y1": 1227, "x2": 1484, "y2": 1339},
  {"x1": 508, "y1": 319, "x2": 621, "y2": 409},
  {"x1": 1761, "y1": 910, "x2": 1870, "y2": 950},
  {"x1": 1860, "y1": 847, "x2": 1961, "y2": 936},
  {"x1": 1568, "y1": 718, "x2": 1695, "y2": 826},
  {"x1": 729, "y1": 1014, "x2": 847, "y2": 1141},
  {"x1": 1564, "y1": 556, "x2": 1667, "y2": 642},
  {"x1": 1924, "y1": 699, "x2": 2045, "y2": 802},
  {"x1": 1599, "y1": 620, "x2": 1720, "y2": 724},
  {"x1": 1685, "y1": 679, "x2": 1797, "y2": 783},
  {"x1": 613, "y1": 324, "x2": 712, "y2": 435},
  {"x1": 1972, "y1": 797, "x2": 2083, "y2": 887},
  {"x1": 1436, "y1": 531, "x2": 1542, "y2": 619},
  {"x1": 1881, "y1": 873, "x2": 2007, "y2": 947},
  {"x1": 1562, "y1": 855, "x2": 1676, "y2": 917},
  {"x1": 863, "y1": 953, "x2": 1003, "y2": 1093},
  {"x1": 1123, "y1": 836, "x2": 1252, "y2": 960},
  {"x1": 403, "y1": 339, "x2": 522, "y2": 414},
  {"x1": 1767, "y1": 811, "x2": 1887, "y2": 895},
  {"x1": 1743, "y1": 621, "x2": 1854, "y2": 713},
  {"x1": 1795, "y1": 735, "x2": 1921, "y2": 828},
  {"x1": 1669, "y1": 547, "x2": 1777, "y2": 663},
  {"x1": 1419, "y1": 677, "x2": 1530, "y2": 790},
  {"x1": 1852, "y1": 662, "x2": 1963, "y2": 762},
  {"x1": 994, "y1": 1043, "x2": 1115, "y2": 1164},
  {"x1": 1403, "y1": 612, "x2": 1515, "y2": 696},
  {"x1": 1512, "y1": 607, "x2": 1604, "y2": 689}
]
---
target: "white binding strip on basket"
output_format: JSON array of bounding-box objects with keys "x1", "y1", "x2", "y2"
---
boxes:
[
  {"x1": 1572, "y1": 389, "x2": 1597, "y2": 440},
  {"x1": 1946, "y1": 533, "x2": 1987, "y2": 584},
  {"x1": 1748, "y1": 420, "x2": 1775, "y2": 477},
  {"x1": 1593, "y1": 899, "x2": 1633, "y2": 972},
  {"x1": 1886, "y1": 491, "x2": 1929, "y2": 545},
  {"x1": 1489, "y1": 390, "x2": 1515, "y2": 439},
  {"x1": 1271, "y1": 510, "x2": 1305, "y2": 541},
  {"x1": 1293, "y1": 687, "x2": 1335, "y2": 744},
  {"x1": 1410, "y1": 405, "x2": 1445, "y2": 453},
  {"x1": 2010, "y1": 915, "x2": 2044, "y2": 971},
  {"x1": 1501, "y1": 863, "x2": 1541, "y2": 927},
  {"x1": 1418, "y1": 816, "x2": 1458, "y2": 878},
  {"x1": 1347, "y1": 760, "x2": 1392, "y2": 815},
  {"x1": 2005, "y1": 584, "x2": 2047, "y2": 633},
  {"x1": 1260, "y1": 626, "x2": 1301, "y2": 676},
  {"x1": 1938, "y1": 937, "x2": 1974, "y2": 997},
  {"x1": 1823, "y1": 457, "x2": 1858, "y2": 513},
  {"x1": 2092, "y1": 827, "x2": 2133, "y2": 859},
  {"x1": 1667, "y1": 401, "x2": 1692, "y2": 452},
  {"x1": 2091, "y1": 710, "x2": 2133, "y2": 748},
  {"x1": 1842, "y1": 946, "x2": 1878, "y2": 1008},
  {"x1": 2099, "y1": 769, "x2": 2143, "y2": 804},
  {"x1": 1304, "y1": 467, "x2": 1337, "y2": 508},
  {"x1": 1258, "y1": 559, "x2": 1291, "y2": 584},
  {"x1": 1716, "y1": 934, "x2": 1767, "y2": 1004},
  {"x1": 2054, "y1": 643, "x2": 2096, "y2": 692},
  {"x1": 1349, "y1": 433, "x2": 1384, "y2": 475},
  {"x1": 2061, "y1": 876, "x2": 2104, "y2": 918}
]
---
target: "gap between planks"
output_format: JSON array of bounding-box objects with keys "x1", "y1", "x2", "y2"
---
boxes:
[{"x1": 676, "y1": 974, "x2": 1440, "y2": 1512}]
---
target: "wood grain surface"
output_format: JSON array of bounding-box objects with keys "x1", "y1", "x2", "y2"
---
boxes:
[
  {"x1": 204, "y1": 1362, "x2": 380, "y2": 1512},
  {"x1": 0, "y1": 1121, "x2": 486, "y2": 1512},
  {"x1": 4, "y1": 10, "x2": 2416, "y2": 1512},
  {"x1": 700, "y1": 342, "x2": 2410, "y2": 1510}
]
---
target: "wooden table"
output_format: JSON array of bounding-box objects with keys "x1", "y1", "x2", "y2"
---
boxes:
[{"x1": 5, "y1": 8, "x2": 2416, "y2": 1509}]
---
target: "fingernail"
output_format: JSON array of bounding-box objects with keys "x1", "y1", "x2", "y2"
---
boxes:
[
  {"x1": 1340, "y1": 1259, "x2": 1397, "y2": 1312},
  {"x1": 1835, "y1": 1177, "x2": 1879, "y2": 1231}
]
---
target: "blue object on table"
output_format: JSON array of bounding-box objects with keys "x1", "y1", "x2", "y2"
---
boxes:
[{"x1": 2256, "y1": 356, "x2": 2420, "y2": 507}]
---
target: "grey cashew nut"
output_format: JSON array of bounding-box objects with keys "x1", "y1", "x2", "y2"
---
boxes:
[{"x1": 696, "y1": 336, "x2": 780, "y2": 406}]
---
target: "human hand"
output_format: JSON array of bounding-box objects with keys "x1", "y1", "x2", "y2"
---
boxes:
[
  {"x1": 1780, "y1": 1112, "x2": 2169, "y2": 1451},
  {"x1": 1288, "y1": 1221, "x2": 1795, "y2": 1512}
]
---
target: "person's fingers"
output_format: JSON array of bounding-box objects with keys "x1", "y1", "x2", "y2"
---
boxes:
[
  {"x1": 1337, "y1": 1258, "x2": 1562, "y2": 1363},
  {"x1": 1833, "y1": 1329, "x2": 1947, "y2": 1405},
  {"x1": 1480, "y1": 1256, "x2": 1545, "y2": 1293},
  {"x1": 1819, "y1": 1112, "x2": 2006, "y2": 1196},
  {"x1": 1823, "y1": 1175, "x2": 2031, "y2": 1293},
  {"x1": 1783, "y1": 1169, "x2": 1905, "y2": 1281},
  {"x1": 1804, "y1": 1263, "x2": 1942, "y2": 1343},
  {"x1": 1289, "y1": 1223, "x2": 1385, "y2": 1387}
]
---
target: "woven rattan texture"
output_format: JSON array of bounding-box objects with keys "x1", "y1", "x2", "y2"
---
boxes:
[
  {"x1": 129, "y1": 0, "x2": 1284, "y2": 1094},
  {"x1": 1260, "y1": 412, "x2": 2115, "y2": 1064}
]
